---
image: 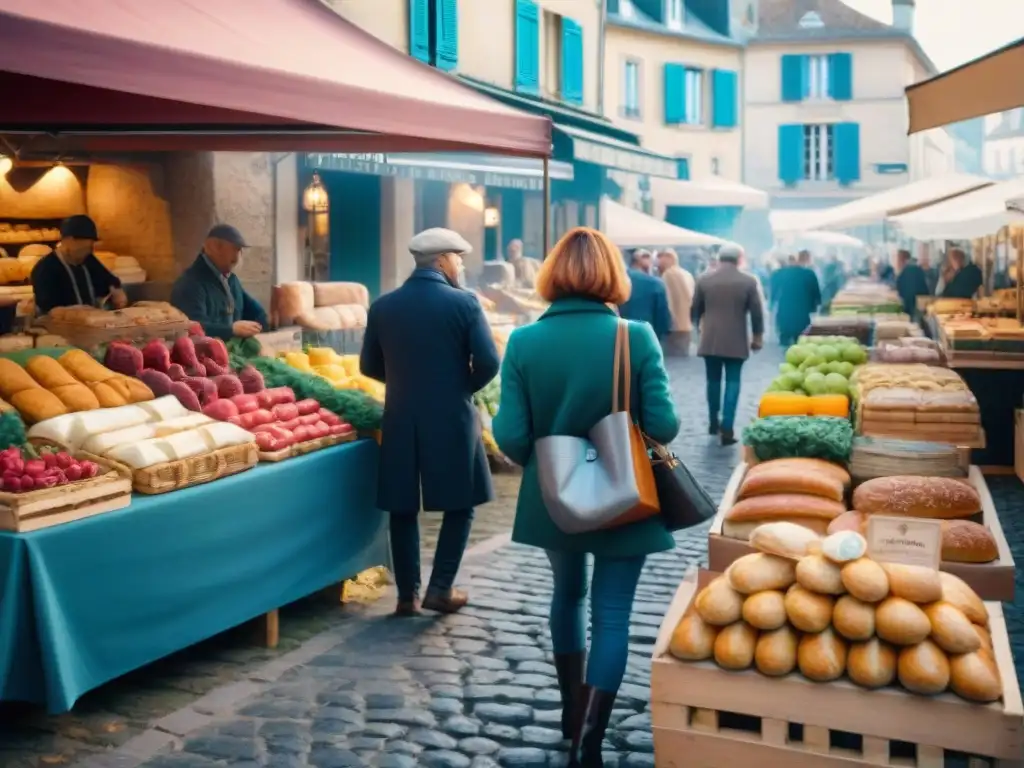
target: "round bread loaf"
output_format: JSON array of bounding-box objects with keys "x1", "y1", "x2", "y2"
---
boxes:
[
  {"x1": 670, "y1": 611, "x2": 720, "y2": 661},
  {"x1": 742, "y1": 590, "x2": 788, "y2": 631},
  {"x1": 940, "y1": 520, "x2": 998, "y2": 564},
  {"x1": 695, "y1": 577, "x2": 745, "y2": 626},
  {"x1": 841, "y1": 558, "x2": 889, "y2": 603},
  {"x1": 755, "y1": 625, "x2": 798, "y2": 677},
  {"x1": 797, "y1": 627, "x2": 847, "y2": 682},
  {"x1": 745, "y1": 458, "x2": 850, "y2": 488},
  {"x1": 898, "y1": 640, "x2": 950, "y2": 695},
  {"x1": 876, "y1": 597, "x2": 931, "y2": 645},
  {"x1": 847, "y1": 638, "x2": 897, "y2": 689},
  {"x1": 749, "y1": 522, "x2": 822, "y2": 561},
  {"x1": 727, "y1": 553, "x2": 797, "y2": 594},
  {"x1": 820, "y1": 531, "x2": 867, "y2": 564},
  {"x1": 924, "y1": 602, "x2": 981, "y2": 654},
  {"x1": 738, "y1": 467, "x2": 844, "y2": 502},
  {"x1": 833, "y1": 595, "x2": 876, "y2": 641},
  {"x1": 852, "y1": 476, "x2": 980, "y2": 518},
  {"x1": 784, "y1": 584, "x2": 834, "y2": 633},
  {"x1": 938, "y1": 571, "x2": 988, "y2": 626},
  {"x1": 882, "y1": 563, "x2": 943, "y2": 604},
  {"x1": 795, "y1": 554, "x2": 845, "y2": 595},
  {"x1": 950, "y1": 650, "x2": 1002, "y2": 703},
  {"x1": 714, "y1": 621, "x2": 758, "y2": 670}
]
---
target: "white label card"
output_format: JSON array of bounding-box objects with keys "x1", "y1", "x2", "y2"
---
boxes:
[{"x1": 866, "y1": 515, "x2": 942, "y2": 570}]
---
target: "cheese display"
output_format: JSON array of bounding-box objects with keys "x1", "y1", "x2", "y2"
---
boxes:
[{"x1": 670, "y1": 529, "x2": 1000, "y2": 703}]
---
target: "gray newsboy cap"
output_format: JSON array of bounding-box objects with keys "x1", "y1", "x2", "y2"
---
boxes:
[{"x1": 409, "y1": 228, "x2": 472, "y2": 266}]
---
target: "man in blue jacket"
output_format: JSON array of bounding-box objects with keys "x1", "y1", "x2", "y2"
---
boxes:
[
  {"x1": 170, "y1": 224, "x2": 268, "y2": 340},
  {"x1": 360, "y1": 228, "x2": 500, "y2": 617},
  {"x1": 619, "y1": 249, "x2": 671, "y2": 337}
]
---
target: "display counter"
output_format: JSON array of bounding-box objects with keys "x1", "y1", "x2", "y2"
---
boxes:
[{"x1": 0, "y1": 439, "x2": 388, "y2": 713}]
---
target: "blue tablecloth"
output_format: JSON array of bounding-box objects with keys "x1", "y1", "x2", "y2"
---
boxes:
[{"x1": 0, "y1": 439, "x2": 388, "y2": 713}]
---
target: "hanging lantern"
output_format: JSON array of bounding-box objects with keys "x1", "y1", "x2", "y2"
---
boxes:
[{"x1": 302, "y1": 172, "x2": 329, "y2": 213}]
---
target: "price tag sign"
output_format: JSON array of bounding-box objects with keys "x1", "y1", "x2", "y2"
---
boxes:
[{"x1": 866, "y1": 515, "x2": 942, "y2": 570}]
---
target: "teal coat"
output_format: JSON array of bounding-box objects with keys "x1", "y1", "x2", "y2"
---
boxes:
[{"x1": 492, "y1": 298, "x2": 680, "y2": 558}]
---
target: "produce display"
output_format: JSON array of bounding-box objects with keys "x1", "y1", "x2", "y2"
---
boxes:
[
  {"x1": 828, "y1": 282, "x2": 903, "y2": 316},
  {"x1": 281, "y1": 348, "x2": 385, "y2": 402},
  {"x1": 742, "y1": 416, "x2": 853, "y2": 464},
  {"x1": 769, "y1": 336, "x2": 868, "y2": 397},
  {"x1": 670, "y1": 530, "x2": 1002, "y2": 703},
  {"x1": 0, "y1": 445, "x2": 101, "y2": 493}
]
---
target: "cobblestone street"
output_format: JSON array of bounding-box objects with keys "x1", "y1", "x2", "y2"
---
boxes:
[{"x1": 3, "y1": 345, "x2": 1023, "y2": 768}]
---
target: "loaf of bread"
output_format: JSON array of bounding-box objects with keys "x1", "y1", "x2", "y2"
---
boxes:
[
  {"x1": 784, "y1": 584, "x2": 834, "y2": 632},
  {"x1": 925, "y1": 602, "x2": 981, "y2": 654},
  {"x1": 713, "y1": 621, "x2": 757, "y2": 670},
  {"x1": 833, "y1": 595, "x2": 875, "y2": 641},
  {"x1": 950, "y1": 651, "x2": 1002, "y2": 702},
  {"x1": 727, "y1": 553, "x2": 797, "y2": 594},
  {"x1": 742, "y1": 590, "x2": 788, "y2": 630},
  {"x1": 940, "y1": 520, "x2": 998, "y2": 563},
  {"x1": 847, "y1": 638, "x2": 897, "y2": 689},
  {"x1": 755, "y1": 625, "x2": 798, "y2": 677},
  {"x1": 58, "y1": 349, "x2": 117, "y2": 384},
  {"x1": 669, "y1": 611, "x2": 719, "y2": 661},
  {"x1": 938, "y1": 572, "x2": 988, "y2": 626},
  {"x1": 723, "y1": 494, "x2": 845, "y2": 539},
  {"x1": 50, "y1": 383, "x2": 101, "y2": 412},
  {"x1": 795, "y1": 554, "x2": 845, "y2": 595},
  {"x1": 876, "y1": 597, "x2": 931, "y2": 645},
  {"x1": 749, "y1": 522, "x2": 822, "y2": 560},
  {"x1": 25, "y1": 355, "x2": 78, "y2": 389},
  {"x1": 852, "y1": 476, "x2": 980, "y2": 518},
  {"x1": 827, "y1": 510, "x2": 868, "y2": 536},
  {"x1": 695, "y1": 577, "x2": 745, "y2": 626},
  {"x1": 898, "y1": 640, "x2": 950, "y2": 695},
  {"x1": 841, "y1": 558, "x2": 889, "y2": 603},
  {"x1": 10, "y1": 388, "x2": 68, "y2": 423},
  {"x1": 738, "y1": 467, "x2": 844, "y2": 502},
  {"x1": 973, "y1": 624, "x2": 993, "y2": 651},
  {"x1": 0, "y1": 358, "x2": 40, "y2": 399},
  {"x1": 820, "y1": 531, "x2": 867, "y2": 564},
  {"x1": 881, "y1": 563, "x2": 942, "y2": 604},
  {"x1": 745, "y1": 458, "x2": 850, "y2": 488},
  {"x1": 797, "y1": 627, "x2": 847, "y2": 682}
]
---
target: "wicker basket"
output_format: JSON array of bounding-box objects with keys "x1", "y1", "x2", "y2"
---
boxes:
[
  {"x1": 79, "y1": 442, "x2": 259, "y2": 494},
  {"x1": 38, "y1": 318, "x2": 191, "y2": 351}
]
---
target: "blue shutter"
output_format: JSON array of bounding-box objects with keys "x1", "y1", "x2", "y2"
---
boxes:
[
  {"x1": 712, "y1": 69, "x2": 738, "y2": 128},
  {"x1": 664, "y1": 63, "x2": 686, "y2": 124},
  {"x1": 778, "y1": 124, "x2": 804, "y2": 185},
  {"x1": 561, "y1": 17, "x2": 584, "y2": 104},
  {"x1": 433, "y1": 0, "x2": 458, "y2": 70},
  {"x1": 408, "y1": 0, "x2": 430, "y2": 62},
  {"x1": 676, "y1": 157, "x2": 691, "y2": 180},
  {"x1": 515, "y1": 0, "x2": 540, "y2": 92},
  {"x1": 780, "y1": 54, "x2": 805, "y2": 102},
  {"x1": 835, "y1": 122, "x2": 861, "y2": 185},
  {"x1": 828, "y1": 52, "x2": 853, "y2": 100}
]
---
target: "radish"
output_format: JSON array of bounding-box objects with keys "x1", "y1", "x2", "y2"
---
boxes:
[
  {"x1": 55, "y1": 452, "x2": 73, "y2": 469},
  {"x1": 64, "y1": 464, "x2": 83, "y2": 482},
  {"x1": 20, "y1": 476, "x2": 35, "y2": 491},
  {"x1": 2, "y1": 476, "x2": 21, "y2": 491},
  {"x1": 23, "y1": 459, "x2": 47, "y2": 477},
  {"x1": 42, "y1": 452, "x2": 58, "y2": 468},
  {"x1": 80, "y1": 462, "x2": 99, "y2": 479}
]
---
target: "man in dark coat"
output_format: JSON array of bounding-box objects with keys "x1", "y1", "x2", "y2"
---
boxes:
[
  {"x1": 360, "y1": 228, "x2": 500, "y2": 616},
  {"x1": 941, "y1": 247, "x2": 983, "y2": 299},
  {"x1": 895, "y1": 248, "x2": 930, "y2": 319},
  {"x1": 619, "y1": 249, "x2": 671, "y2": 337},
  {"x1": 31, "y1": 215, "x2": 127, "y2": 314},
  {"x1": 770, "y1": 250, "x2": 821, "y2": 346}
]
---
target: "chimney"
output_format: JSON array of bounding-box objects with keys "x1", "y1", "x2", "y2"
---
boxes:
[{"x1": 892, "y1": 0, "x2": 914, "y2": 34}]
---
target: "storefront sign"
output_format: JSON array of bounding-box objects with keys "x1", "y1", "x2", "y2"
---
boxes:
[
  {"x1": 569, "y1": 140, "x2": 677, "y2": 179},
  {"x1": 866, "y1": 515, "x2": 942, "y2": 569},
  {"x1": 305, "y1": 153, "x2": 556, "y2": 191}
]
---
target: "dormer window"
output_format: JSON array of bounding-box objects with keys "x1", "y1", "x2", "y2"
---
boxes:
[
  {"x1": 799, "y1": 11, "x2": 824, "y2": 28},
  {"x1": 665, "y1": 0, "x2": 685, "y2": 28},
  {"x1": 619, "y1": 0, "x2": 635, "y2": 18}
]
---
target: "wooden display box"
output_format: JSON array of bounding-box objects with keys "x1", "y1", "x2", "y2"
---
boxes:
[
  {"x1": 708, "y1": 463, "x2": 1016, "y2": 601},
  {"x1": 651, "y1": 570, "x2": 1024, "y2": 767}
]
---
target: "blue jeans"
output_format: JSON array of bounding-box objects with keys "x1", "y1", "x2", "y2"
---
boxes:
[
  {"x1": 704, "y1": 356, "x2": 744, "y2": 432},
  {"x1": 390, "y1": 509, "x2": 473, "y2": 602},
  {"x1": 546, "y1": 550, "x2": 646, "y2": 692}
]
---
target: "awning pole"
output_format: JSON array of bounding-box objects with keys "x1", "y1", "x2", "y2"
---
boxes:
[{"x1": 543, "y1": 156, "x2": 551, "y2": 256}]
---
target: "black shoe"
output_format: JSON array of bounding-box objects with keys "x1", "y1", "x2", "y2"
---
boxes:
[
  {"x1": 720, "y1": 429, "x2": 737, "y2": 446},
  {"x1": 568, "y1": 685, "x2": 617, "y2": 767},
  {"x1": 708, "y1": 420, "x2": 719, "y2": 435},
  {"x1": 553, "y1": 651, "x2": 586, "y2": 740}
]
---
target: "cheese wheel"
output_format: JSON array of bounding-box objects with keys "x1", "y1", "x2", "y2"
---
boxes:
[
  {"x1": 713, "y1": 622, "x2": 757, "y2": 670},
  {"x1": 841, "y1": 558, "x2": 889, "y2": 603},
  {"x1": 925, "y1": 602, "x2": 981, "y2": 654},
  {"x1": 795, "y1": 554, "x2": 845, "y2": 595},
  {"x1": 876, "y1": 597, "x2": 931, "y2": 646},
  {"x1": 727, "y1": 553, "x2": 797, "y2": 594},
  {"x1": 898, "y1": 640, "x2": 950, "y2": 695},
  {"x1": 755, "y1": 625, "x2": 798, "y2": 677},
  {"x1": 784, "y1": 584, "x2": 834, "y2": 633},
  {"x1": 833, "y1": 595, "x2": 875, "y2": 641},
  {"x1": 797, "y1": 627, "x2": 847, "y2": 682},
  {"x1": 669, "y1": 612, "x2": 719, "y2": 661},
  {"x1": 741, "y1": 590, "x2": 787, "y2": 631},
  {"x1": 881, "y1": 563, "x2": 942, "y2": 604},
  {"x1": 695, "y1": 577, "x2": 744, "y2": 626}
]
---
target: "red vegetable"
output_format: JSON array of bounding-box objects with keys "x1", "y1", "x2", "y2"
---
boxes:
[
  {"x1": 2, "y1": 475, "x2": 20, "y2": 491},
  {"x1": 169, "y1": 381, "x2": 202, "y2": 411},
  {"x1": 35, "y1": 474, "x2": 59, "y2": 489},
  {"x1": 227, "y1": 416, "x2": 243, "y2": 427},
  {"x1": 185, "y1": 363, "x2": 207, "y2": 378},
  {"x1": 23, "y1": 459, "x2": 47, "y2": 477},
  {"x1": 80, "y1": 461, "x2": 99, "y2": 479},
  {"x1": 167, "y1": 364, "x2": 186, "y2": 382},
  {"x1": 329, "y1": 423, "x2": 354, "y2": 436},
  {"x1": 256, "y1": 390, "x2": 275, "y2": 410},
  {"x1": 254, "y1": 432, "x2": 276, "y2": 452},
  {"x1": 182, "y1": 376, "x2": 218, "y2": 406},
  {"x1": 203, "y1": 399, "x2": 240, "y2": 421},
  {"x1": 142, "y1": 340, "x2": 171, "y2": 373},
  {"x1": 213, "y1": 375, "x2": 244, "y2": 399},
  {"x1": 250, "y1": 409, "x2": 275, "y2": 427},
  {"x1": 298, "y1": 413, "x2": 320, "y2": 427},
  {"x1": 201, "y1": 357, "x2": 229, "y2": 377},
  {"x1": 20, "y1": 475, "x2": 35, "y2": 491},
  {"x1": 278, "y1": 417, "x2": 300, "y2": 431},
  {"x1": 194, "y1": 336, "x2": 230, "y2": 368},
  {"x1": 55, "y1": 452, "x2": 73, "y2": 469},
  {"x1": 265, "y1": 387, "x2": 296, "y2": 406},
  {"x1": 230, "y1": 394, "x2": 260, "y2": 414},
  {"x1": 293, "y1": 425, "x2": 312, "y2": 443},
  {"x1": 187, "y1": 322, "x2": 204, "y2": 337},
  {"x1": 238, "y1": 364, "x2": 265, "y2": 394},
  {"x1": 64, "y1": 464, "x2": 83, "y2": 482},
  {"x1": 311, "y1": 421, "x2": 330, "y2": 439},
  {"x1": 139, "y1": 369, "x2": 174, "y2": 397},
  {"x1": 171, "y1": 336, "x2": 200, "y2": 369},
  {"x1": 295, "y1": 398, "x2": 320, "y2": 416},
  {"x1": 42, "y1": 452, "x2": 57, "y2": 468},
  {"x1": 317, "y1": 409, "x2": 341, "y2": 426},
  {"x1": 272, "y1": 403, "x2": 299, "y2": 422},
  {"x1": 104, "y1": 342, "x2": 144, "y2": 377}
]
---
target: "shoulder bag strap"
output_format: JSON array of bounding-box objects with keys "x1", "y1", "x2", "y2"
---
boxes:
[
  {"x1": 611, "y1": 318, "x2": 625, "y2": 413},
  {"x1": 621, "y1": 320, "x2": 632, "y2": 414}
]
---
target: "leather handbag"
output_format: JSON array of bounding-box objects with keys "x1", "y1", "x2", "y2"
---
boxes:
[
  {"x1": 645, "y1": 436, "x2": 717, "y2": 531},
  {"x1": 536, "y1": 320, "x2": 660, "y2": 534}
]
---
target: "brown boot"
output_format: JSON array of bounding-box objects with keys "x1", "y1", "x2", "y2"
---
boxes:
[
  {"x1": 422, "y1": 587, "x2": 469, "y2": 614},
  {"x1": 394, "y1": 598, "x2": 421, "y2": 617}
]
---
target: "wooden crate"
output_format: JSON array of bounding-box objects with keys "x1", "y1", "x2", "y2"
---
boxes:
[
  {"x1": 0, "y1": 471, "x2": 132, "y2": 532},
  {"x1": 82, "y1": 443, "x2": 258, "y2": 494},
  {"x1": 651, "y1": 570, "x2": 1024, "y2": 767},
  {"x1": 258, "y1": 430, "x2": 357, "y2": 462},
  {"x1": 708, "y1": 464, "x2": 1016, "y2": 601}
]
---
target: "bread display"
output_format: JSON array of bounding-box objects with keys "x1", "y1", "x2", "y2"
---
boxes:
[
  {"x1": 723, "y1": 494, "x2": 845, "y2": 539},
  {"x1": 741, "y1": 590, "x2": 787, "y2": 630},
  {"x1": 713, "y1": 621, "x2": 757, "y2": 670},
  {"x1": 847, "y1": 637, "x2": 897, "y2": 688},
  {"x1": 745, "y1": 457, "x2": 850, "y2": 488},
  {"x1": 828, "y1": 513, "x2": 998, "y2": 565},
  {"x1": 875, "y1": 597, "x2": 931, "y2": 645},
  {"x1": 47, "y1": 302, "x2": 187, "y2": 328},
  {"x1": 938, "y1": 572, "x2": 988, "y2": 626},
  {"x1": 784, "y1": 584, "x2": 834, "y2": 632},
  {"x1": 754, "y1": 625, "x2": 798, "y2": 677},
  {"x1": 852, "y1": 476, "x2": 980, "y2": 519},
  {"x1": 726, "y1": 553, "x2": 796, "y2": 594},
  {"x1": 833, "y1": 595, "x2": 875, "y2": 641},
  {"x1": 795, "y1": 554, "x2": 845, "y2": 595},
  {"x1": 898, "y1": 640, "x2": 950, "y2": 695},
  {"x1": 881, "y1": 563, "x2": 942, "y2": 604},
  {"x1": 669, "y1": 611, "x2": 719, "y2": 661},
  {"x1": 924, "y1": 602, "x2": 981, "y2": 654},
  {"x1": 748, "y1": 522, "x2": 822, "y2": 561},
  {"x1": 695, "y1": 577, "x2": 744, "y2": 626},
  {"x1": 820, "y1": 531, "x2": 867, "y2": 563},
  {"x1": 797, "y1": 627, "x2": 847, "y2": 682},
  {"x1": 950, "y1": 651, "x2": 1003, "y2": 703},
  {"x1": 738, "y1": 466, "x2": 844, "y2": 502},
  {"x1": 841, "y1": 558, "x2": 889, "y2": 603}
]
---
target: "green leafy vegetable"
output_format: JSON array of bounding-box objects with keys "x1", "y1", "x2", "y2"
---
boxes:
[
  {"x1": 742, "y1": 416, "x2": 853, "y2": 463},
  {"x1": 0, "y1": 411, "x2": 27, "y2": 451}
]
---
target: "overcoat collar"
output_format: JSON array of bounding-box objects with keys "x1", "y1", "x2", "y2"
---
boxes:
[
  {"x1": 540, "y1": 296, "x2": 617, "y2": 319},
  {"x1": 407, "y1": 267, "x2": 449, "y2": 285}
]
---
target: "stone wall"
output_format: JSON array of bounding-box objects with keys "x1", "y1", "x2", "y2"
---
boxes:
[{"x1": 0, "y1": 165, "x2": 86, "y2": 219}]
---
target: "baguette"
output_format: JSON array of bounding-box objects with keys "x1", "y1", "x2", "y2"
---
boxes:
[
  {"x1": 852, "y1": 476, "x2": 980, "y2": 518},
  {"x1": 745, "y1": 458, "x2": 850, "y2": 488},
  {"x1": 738, "y1": 468, "x2": 844, "y2": 502},
  {"x1": 725, "y1": 494, "x2": 846, "y2": 541}
]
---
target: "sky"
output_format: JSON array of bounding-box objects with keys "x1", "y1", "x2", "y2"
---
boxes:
[{"x1": 841, "y1": 0, "x2": 1024, "y2": 71}]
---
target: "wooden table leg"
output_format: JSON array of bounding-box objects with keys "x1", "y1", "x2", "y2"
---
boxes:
[{"x1": 264, "y1": 609, "x2": 280, "y2": 649}]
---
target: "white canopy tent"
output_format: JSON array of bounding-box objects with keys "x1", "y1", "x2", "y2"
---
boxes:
[
  {"x1": 601, "y1": 198, "x2": 726, "y2": 248},
  {"x1": 769, "y1": 209, "x2": 831, "y2": 233},
  {"x1": 651, "y1": 176, "x2": 769, "y2": 209},
  {"x1": 786, "y1": 230, "x2": 866, "y2": 248},
  {"x1": 891, "y1": 178, "x2": 1024, "y2": 240},
  {"x1": 806, "y1": 174, "x2": 993, "y2": 231}
]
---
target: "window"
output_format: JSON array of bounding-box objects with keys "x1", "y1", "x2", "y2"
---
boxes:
[
  {"x1": 806, "y1": 54, "x2": 829, "y2": 99},
  {"x1": 710, "y1": 156, "x2": 721, "y2": 175},
  {"x1": 685, "y1": 68, "x2": 704, "y2": 124},
  {"x1": 619, "y1": 0, "x2": 635, "y2": 18},
  {"x1": 804, "y1": 124, "x2": 834, "y2": 181},
  {"x1": 798, "y1": 11, "x2": 824, "y2": 28},
  {"x1": 623, "y1": 60, "x2": 641, "y2": 118},
  {"x1": 664, "y1": 64, "x2": 704, "y2": 126},
  {"x1": 409, "y1": 0, "x2": 458, "y2": 70},
  {"x1": 665, "y1": 0, "x2": 684, "y2": 28}
]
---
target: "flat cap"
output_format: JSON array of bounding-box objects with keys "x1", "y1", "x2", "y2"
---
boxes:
[
  {"x1": 408, "y1": 228, "x2": 472, "y2": 266},
  {"x1": 207, "y1": 223, "x2": 248, "y2": 248},
  {"x1": 60, "y1": 215, "x2": 99, "y2": 240}
]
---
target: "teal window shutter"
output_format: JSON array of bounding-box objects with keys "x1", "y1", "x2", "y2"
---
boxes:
[
  {"x1": 561, "y1": 17, "x2": 584, "y2": 104},
  {"x1": 778, "y1": 124, "x2": 804, "y2": 185},
  {"x1": 711, "y1": 69, "x2": 737, "y2": 128},
  {"x1": 676, "y1": 157, "x2": 690, "y2": 180},
  {"x1": 433, "y1": 0, "x2": 458, "y2": 70},
  {"x1": 828, "y1": 52, "x2": 853, "y2": 100},
  {"x1": 515, "y1": 0, "x2": 540, "y2": 92},
  {"x1": 664, "y1": 63, "x2": 686, "y2": 124},
  {"x1": 408, "y1": 0, "x2": 430, "y2": 62},
  {"x1": 780, "y1": 54, "x2": 804, "y2": 102},
  {"x1": 835, "y1": 122, "x2": 861, "y2": 185}
]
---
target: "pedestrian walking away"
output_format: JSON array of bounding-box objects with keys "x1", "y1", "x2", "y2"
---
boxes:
[
  {"x1": 360, "y1": 227, "x2": 500, "y2": 617},
  {"x1": 619, "y1": 248, "x2": 672, "y2": 338},
  {"x1": 770, "y1": 249, "x2": 821, "y2": 346},
  {"x1": 493, "y1": 227, "x2": 680, "y2": 767},
  {"x1": 691, "y1": 243, "x2": 764, "y2": 446},
  {"x1": 656, "y1": 248, "x2": 695, "y2": 357}
]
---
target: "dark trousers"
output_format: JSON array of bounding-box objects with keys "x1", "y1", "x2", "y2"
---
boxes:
[
  {"x1": 389, "y1": 509, "x2": 474, "y2": 602},
  {"x1": 704, "y1": 356, "x2": 744, "y2": 432}
]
